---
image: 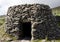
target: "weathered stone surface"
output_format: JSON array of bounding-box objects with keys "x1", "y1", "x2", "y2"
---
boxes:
[{"x1": 5, "y1": 4, "x2": 60, "y2": 40}]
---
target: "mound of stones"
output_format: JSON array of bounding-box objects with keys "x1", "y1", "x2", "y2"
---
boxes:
[{"x1": 5, "y1": 4, "x2": 60, "y2": 40}]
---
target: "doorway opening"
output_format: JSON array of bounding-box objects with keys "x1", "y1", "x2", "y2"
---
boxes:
[{"x1": 22, "y1": 22, "x2": 31, "y2": 40}]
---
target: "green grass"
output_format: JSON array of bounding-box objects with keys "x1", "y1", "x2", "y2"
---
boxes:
[
  {"x1": 52, "y1": 6, "x2": 60, "y2": 16},
  {"x1": 0, "y1": 17, "x2": 5, "y2": 26}
]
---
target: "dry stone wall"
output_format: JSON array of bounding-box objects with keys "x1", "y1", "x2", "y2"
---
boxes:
[{"x1": 5, "y1": 4, "x2": 60, "y2": 40}]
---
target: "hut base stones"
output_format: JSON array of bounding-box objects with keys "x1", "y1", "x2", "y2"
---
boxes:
[{"x1": 5, "y1": 4, "x2": 60, "y2": 40}]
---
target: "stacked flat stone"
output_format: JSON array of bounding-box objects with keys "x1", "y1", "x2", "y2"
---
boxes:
[{"x1": 5, "y1": 4, "x2": 60, "y2": 40}]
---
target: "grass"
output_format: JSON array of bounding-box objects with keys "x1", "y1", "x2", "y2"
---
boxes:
[
  {"x1": 0, "y1": 17, "x2": 5, "y2": 26},
  {"x1": 52, "y1": 6, "x2": 60, "y2": 16}
]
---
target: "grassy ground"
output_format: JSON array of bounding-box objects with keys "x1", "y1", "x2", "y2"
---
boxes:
[{"x1": 0, "y1": 16, "x2": 5, "y2": 26}]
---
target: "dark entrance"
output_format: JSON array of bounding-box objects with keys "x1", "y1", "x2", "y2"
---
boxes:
[{"x1": 22, "y1": 22, "x2": 31, "y2": 40}]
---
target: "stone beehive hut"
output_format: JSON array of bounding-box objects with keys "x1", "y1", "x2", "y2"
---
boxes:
[{"x1": 5, "y1": 4, "x2": 60, "y2": 40}]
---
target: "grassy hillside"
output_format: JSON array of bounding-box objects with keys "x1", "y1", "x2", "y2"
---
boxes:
[
  {"x1": 0, "y1": 18, "x2": 5, "y2": 26},
  {"x1": 0, "y1": 15, "x2": 6, "y2": 26},
  {"x1": 52, "y1": 6, "x2": 60, "y2": 16}
]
